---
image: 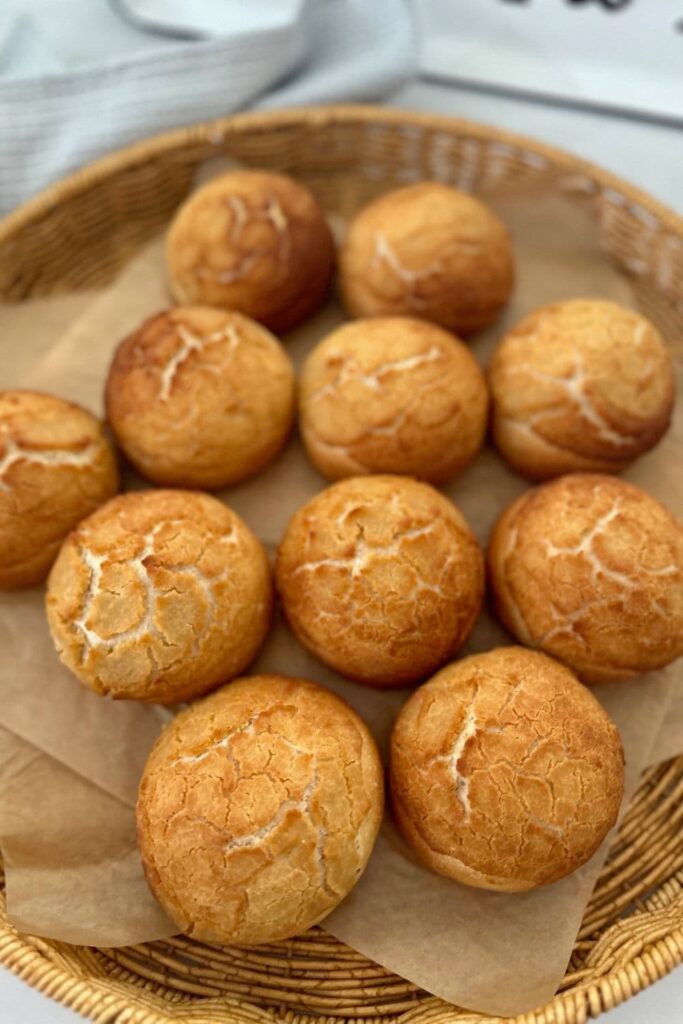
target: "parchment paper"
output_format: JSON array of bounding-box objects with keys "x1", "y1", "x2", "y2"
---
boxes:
[{"x1": 0, "y1": 183, "x2": 681, "y2": 1016}]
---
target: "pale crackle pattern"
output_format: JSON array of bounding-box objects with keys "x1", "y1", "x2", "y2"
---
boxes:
[
  {"x1": 0, "y1": 432, "x2": 99, "y2": 492},
  {"x1": 371, "y1": 233, "x2": 443, "y2": 310},
  {"x1": 157, "y1": 322, "x2": 241, "y2": 401},
  {"x1": 196, "y1": 193, "x2": 290, "y2": 287},
  {"x1": 308, "y1": 344, "x2": 444, "y2": 403}
]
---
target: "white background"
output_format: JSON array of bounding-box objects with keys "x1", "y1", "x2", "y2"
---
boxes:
[{"x1": 1, "y1": 67, "x2": 682, "y2": 1024}]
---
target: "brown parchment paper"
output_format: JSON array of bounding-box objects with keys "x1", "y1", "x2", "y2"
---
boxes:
[{"x1": 0, "y1": 183, "x2": 682, "y2": 1017}]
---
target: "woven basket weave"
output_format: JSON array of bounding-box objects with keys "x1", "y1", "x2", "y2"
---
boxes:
[{"x1": 0, "y1": 105, "x2": 681, "y2": 1024}]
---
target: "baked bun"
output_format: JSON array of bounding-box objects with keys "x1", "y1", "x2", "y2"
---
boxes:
[
  {"x1": 0, "y1": 390, "x2": 118, "y2": 588},
  {"x1": 46, "y1": 490, "x2": 272, "y2": 702},
  {"x1": 340, "y1": 182, "x2": 514, "y2": 335},
  {"x1": 489, "y1": 474, "x2": 683, "y2": 684},
  {"x1": 106, "y1": 307, "x2": 295, "y2": 488},
  {"x1": 276, "y1": 476, "x2": 484, "y2": 687},
  {"x1": 137, "y1": 674, "x2": 384, "y2": 944},
  {"x1": 490, "y1": 300, "x2": 675, "y2": 479},
  {"x1": 165, "y1": 170, "x2": 335, "y2": 332},
  {"x1": 390, "y1": 647, "x2": 624, "y2": 891},
  {"x1": 299, "y1": 317, "x2": 488, "y2": 483}
]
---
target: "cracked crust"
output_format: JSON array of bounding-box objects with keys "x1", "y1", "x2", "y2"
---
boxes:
[
  {"x1": 0, "y1": 390, "x2": 119, "y2": 588},
  {"x1": 106, "y1": 307, "x2": 295, "y2": 489},
  {"x1": 136, "y1": 674, "x2": 384, "y2": 944},
  {"x1": 390, "y1": 646, "x2": 624, "y2": 891},
  {"x1": 275, "y1": 476, "x2": 485, "y2": 687},
  {"x1": 490, "y1": 300, "x2": 675, "y2": 480},
  {"x1": 299, "y1": 318, "x2": 488, "y2": 483},
  {"x1": 46, "y1": 490, "x2": 273, "y2": 702},
  {"x1": 488, "y1": 474, "x2": 683, "y2": 684},
  {"x1": 340, "y1": 182, "x2": 514, "y2": 335},
  {"x1": 165, "y1": 170, "x2": 335, "y2": 333}
]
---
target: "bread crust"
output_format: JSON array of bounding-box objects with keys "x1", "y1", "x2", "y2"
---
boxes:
[
  {"x1": 340, "y1": 182, "x2": 514, "y2": 335},
  {"x1": 490, "y1": 300, "x2": 675, "y2": 480},
  {"x1": 106, "y1": 307, "x2": 294, "y2": 488},
  {"x1": 165, "y1": 170, "x2": 335, "y2": 332},
  {"x1": 488, "y1": 474, "x2": 683, "y2": 683},
  {"x1": 137, "y1": 674, "x2": 384, "y2": 944},
  {"x1": 275, "y1": 475, "x2": 484, "y2": 687},
  {"x1": 0, "y1": 390, "x2": 118, "y2": 588},
  {"x1": 390, "y1": 646, "x2": 625, "y2": 891},
  {"x1": 299, "y1": 317, "x2": 488, "y2": 483},
  {"x1": 46, "y1": 489, "x2": 272, "y2": 702}
]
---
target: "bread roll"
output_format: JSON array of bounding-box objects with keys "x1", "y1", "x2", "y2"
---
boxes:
[
  {"x1": 137, "y1": 674, "x2": 384, "y2": 944},
  {"x1": 490, "y1": 300, "x2": 675, "y2": 479},
  {"x1": 47, "y1": 490, "x2": 272, "y2": 702},
  {"x1": 166, "y1": 170, "x2": 335, "y2": 332},
  {"x1": 299, "y1": 317, "x2": 488, "y2": 483},
  {"x1": 340, "y1": 182, "x2": 514, "y2": 335},
  {"x1": 488, "y1": 474, "x2": 683, "y2": 683},
  {"x1": 390, "y1": 647, "x2": 624, "y2": 891},
  {"x1": 276, "y1": 475, "x2": 484, "y2": 687},
  {"x1": 106, "y1": 307, "x2": 294, "y2": 488},
  {"x1": 0, "y1": 390, "x2": 118, "y2": 588}
]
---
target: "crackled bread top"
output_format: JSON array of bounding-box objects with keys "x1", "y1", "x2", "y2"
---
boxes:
[
  {"x1": 0, "y1": 390, "x2": 118, "y2": 588},
  {"x1": 165, "y1": 170, "x2": 335, "y2": 332},
  {"x1": 488, "y1": 474, "x2": 683, "y2": 684},
  {"x1": 490, "y1": 300, "x2": 675, "y2": 479},
  {"x1": 299, "y1": 317, "x2": 488, "y2": 483},
  {"x1": 46, "y1": 490, "x2": 272, "y2": 702},
  {"x1": 137, "y1": 674, "x2": 384, "y2": 944},
  {"x1": 340, "y1": 181, "x2": 514, "y2": 335},
  {"x1": 276, "y1": 475, "x2": 485, "y2": 687},
  {"x1": 106, "y1": 307, "x2": 294, "y2": 489},
  {"x1": 390, "y1": 647, "x2": 624, "y2": 892}
]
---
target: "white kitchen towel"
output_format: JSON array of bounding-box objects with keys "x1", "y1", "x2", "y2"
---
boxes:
[{"x1": 0, "y1": 0, "x2": 416, "y2": 214}]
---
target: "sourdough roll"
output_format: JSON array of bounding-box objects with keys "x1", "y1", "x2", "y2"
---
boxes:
[
  {"x1": 166, "y1": 170, "x2": 335, "y2": 332},
  {"x1": 390, "y1": 647, "x2": 624, "y2": 891},
  {"x1": 340, "y1": 182, "x2": 514, "y2": 335},
  {"x1": 276, "y1": 476, "x2": 484, "y2": 687},
  {"x1": 0, "y1": 390, "x2": 118, "y2": 588},
  {"x1": 490, "y1": 300, "x2": 675, "y2": 479},
  {"x1": 137, "y1": 674, "x2": 384, "y2": 944},
  {"x1": 299, "y1": 317, "x2": 488, "y2": 483},
  {"x1": 106, "y1": 307, "x2": 295, "y2": 488},
  {"x1": 46, "y1": 490, "x2": 272, "y2": 702},
  {"x1": 489, "y1": 474, "x2": 683, "y2": 684}
]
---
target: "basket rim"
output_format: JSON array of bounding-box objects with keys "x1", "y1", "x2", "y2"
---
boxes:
[{"x1": 1, "y1": 103, "x2": 683, "y2": 245}]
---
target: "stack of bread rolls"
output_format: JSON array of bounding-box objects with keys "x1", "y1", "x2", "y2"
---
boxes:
[{"x1": 5, "y1": 169, "x2": 680, "y2": 947}]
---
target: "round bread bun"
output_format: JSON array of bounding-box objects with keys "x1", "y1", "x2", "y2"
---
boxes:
[
  {"x1": 105, "y1": 307, "x2": 295, "y2": 488},
  {"x1": 0, "y1": 390, "x2": 118, "y2": 588},
  {"x1": 299, "y1": 317, "x2": 488, "y2": 483},
  {"x1": 488, "y1": 474, "x2": 683, "y2": 684},
  {"x1": 340, "y1": 182, "x2": 514, "y2": 335},
  {"x1": 276, "y1": 475, "x2": 485, "y2": 687},
  {"x1": 137, "y1": 674, "x2": 384, "y2": 944},
  {"x1": 165, "y1": 170, "x2": 335, "y2": 332},
  {"x1": 490, "y1": 300, "x2": 675, "y2": 480},
  {"x1": 390, "y1": 647, "x2": 624, "y2": 892},
  {"x1": 46, "y1": 490, "x2": 272, "y2": 702}
]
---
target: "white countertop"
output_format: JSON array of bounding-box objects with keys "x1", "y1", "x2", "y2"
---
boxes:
[{"x1": 2, "y1": 76, "x2": 681, "y2": 1022}]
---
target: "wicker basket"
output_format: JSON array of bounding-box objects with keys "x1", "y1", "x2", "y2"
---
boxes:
[{"x1": 0, "y1": 105, "x2": 681, "y2": 1024}]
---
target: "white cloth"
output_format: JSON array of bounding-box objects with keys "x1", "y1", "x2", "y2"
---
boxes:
[{"x1": 0, "y1": 0, "x2": 416, "y2": 213}]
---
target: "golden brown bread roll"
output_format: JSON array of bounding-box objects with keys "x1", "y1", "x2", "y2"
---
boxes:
[
  {"x1": 106, "y1": 307, "x2": 295, "y2": 488},
  {"x1": 390, "y1": 647, "x2": 624, "y2": 891},
  {"x1": 340, "y1": 182, "x2": 514, "y2": 335},
  {"x1": 0, "y1": 390, "x2": 118, "y2": 588},
  {"x1": 488, "y1": 474, "x2": 683, "y2": 684},
  {"x1": 137, "y1": 674, "x2": 384, "y2": 944},
  {"x1": 165, "y1": 170, "x2": 335, "y2": 332},
  {"x1": 490, "y1": 300, "x2": 675, "y2": 479},
  {"x1": 276, "y1": 475, "x2": 485, "y2": 687},
  {"x1": 46, "y1": 490, "x2": 272, "y2": 702},
  {"x1": 299, "y1": 317, "x2": 488, "y2": 483}
]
